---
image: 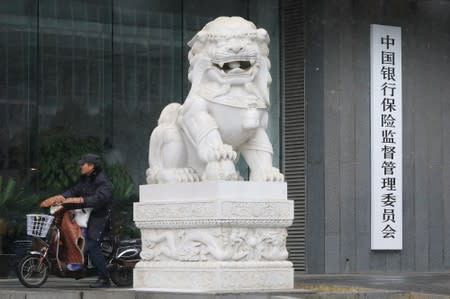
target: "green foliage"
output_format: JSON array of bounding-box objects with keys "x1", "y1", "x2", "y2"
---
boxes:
[
  {"x1": 5, "y1": 193, "x2": 41, "y2": 238},
  {"x1": 37, "y1": 133, "x2": 139, "y2": 238},
  {"x1": 1, "y1": 133, "x2": 140, "y2": 253},
  {"x1": 106, "y1": 164, "x2": 138, "y2": 201},
  {"x1": 0, "y1": 177, "x2": 24, "y2": 218},
  {"x1": 0, "y1": 177, "x2": 40, "y2": 241},
  {"x1": 38, "y1": 135, "x2": 102, "y2": 196},
  {"x1": 105, "y1": 164, "x2": 140, "y2": 238}
]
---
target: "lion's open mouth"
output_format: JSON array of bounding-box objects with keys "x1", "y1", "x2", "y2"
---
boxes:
[{"x1": 212, "y1": 60, "x2": 254, "y2": 75}]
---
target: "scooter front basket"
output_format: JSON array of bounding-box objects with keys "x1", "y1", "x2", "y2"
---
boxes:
[{"x1": 26, "y1": 214, "x2": 54, "y2": 238}]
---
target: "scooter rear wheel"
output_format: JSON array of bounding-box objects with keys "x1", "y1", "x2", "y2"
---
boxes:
[
  {"x1": 17, "y1": 255, "x2": 49, "y2": 288},
  {"x1": 110, "y1": 267, "x2": 133, "y2": 287}
]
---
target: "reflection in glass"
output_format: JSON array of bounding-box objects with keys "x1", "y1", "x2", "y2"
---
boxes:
[
  {"x1": 112, "y1": 0, "x2": 182, "y2": 183},
  {"x1": 0, "y1": 0, "x2": 280, "y2": 244}
]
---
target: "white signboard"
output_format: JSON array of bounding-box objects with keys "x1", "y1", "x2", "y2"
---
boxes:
[{"x1": 370, "y1": 24, "x2": 402, "y2": 250}]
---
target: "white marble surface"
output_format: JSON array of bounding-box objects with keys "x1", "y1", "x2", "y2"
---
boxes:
[
  {"x1": 135, "y1": 16, "x2": 293, "y2": 292},
  {"x1": 134, "y1": 261, "x2": 294, "y2": 291},
  {"x1": 134, "y1": 181, "x2": 294, "y2": 291},
  {"x1": 145, "y1": 16, "x2": 283, "y2": 184},
  {"x1": 139, "y1": 181, "x2": 287, "y2": 201},
  {"x1": 135, "y1": 182, "x2": 293, "y2": 227}
]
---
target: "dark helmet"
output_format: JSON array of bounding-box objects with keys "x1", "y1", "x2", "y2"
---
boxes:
[{"x1": 78, "y1": 153, "x2": 102, "y2": 169}]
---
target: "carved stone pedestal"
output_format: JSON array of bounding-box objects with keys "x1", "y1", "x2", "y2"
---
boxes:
[{"x1": 133, "y1": 181, "x2": 294, "y2": 291}]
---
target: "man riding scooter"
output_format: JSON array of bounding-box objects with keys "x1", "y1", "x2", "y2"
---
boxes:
[{"x1": 40, "y1": 153, "x2": 113, "y2": 288}]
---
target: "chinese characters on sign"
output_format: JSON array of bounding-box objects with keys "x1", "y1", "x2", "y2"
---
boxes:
[{"x1": 370, "y1": 24, "x2": 402, "y2": 250}]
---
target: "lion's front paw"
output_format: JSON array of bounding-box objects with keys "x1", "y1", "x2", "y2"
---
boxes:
[
  {"x1": 251, "y1": 167, "x2": 284, "y2": 182},
  {"x1": 172, "y1": 168, "x2": 201, "y2": 183},
  {"x1": 147, "y1": 168, "x2": 200, "y2": 184},
  {"x1": 202, "y1": 160, "x2": 240, "y2": 181},
  {"x1": 206, "y1": 144, "x2": 237, "y2": 162},
  {"x1": 264, "y1": 167, "x2": 284, "y2": 182}
]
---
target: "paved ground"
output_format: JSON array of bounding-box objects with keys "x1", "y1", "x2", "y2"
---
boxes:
[
  {"x1": 0, "y1": 277, "x2": 99, "y2": 291},
  {"x1": 0, "y1": 273, "x2": 449, "y2": 298},
  {"x1": 295, "y1": 273, "x2": 450, "y2": 296},
  {"x1": 0, "y1": 277, "x2": 312, "y2": 299}
]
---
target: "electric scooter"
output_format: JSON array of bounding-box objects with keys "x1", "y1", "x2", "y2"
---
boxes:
[{"x1": 16, "y1": 212, "x2": 141, "y2": 288}]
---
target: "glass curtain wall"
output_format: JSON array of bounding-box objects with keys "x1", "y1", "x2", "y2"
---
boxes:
[
  {"x1": 0, "y1": 0, "x2": 280, "y2": 249},
  {"x1": 0, "y1": 1, "x2": 39, "y2": 254}
]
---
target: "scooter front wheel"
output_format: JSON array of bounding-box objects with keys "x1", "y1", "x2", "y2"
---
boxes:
[{"x1": 17, "y1": 255, "x2": 49, "y2": 288}]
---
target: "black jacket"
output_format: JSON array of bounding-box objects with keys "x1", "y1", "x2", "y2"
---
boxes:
[{"x1": 61, "y1": 170, "x2": 113, "y2": 241}]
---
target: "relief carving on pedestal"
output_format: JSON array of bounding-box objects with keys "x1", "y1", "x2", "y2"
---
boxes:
[{"x1": 140, "y1": 228, "x2": 288, "y2": 262}]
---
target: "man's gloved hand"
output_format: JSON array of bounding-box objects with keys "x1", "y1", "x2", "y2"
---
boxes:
[
  {"x1": 62, "y1": 197, "x2": 84, "y2": 205},
  {"x1": 40, "y1": 195, "x2": 65, "y2": 208}
]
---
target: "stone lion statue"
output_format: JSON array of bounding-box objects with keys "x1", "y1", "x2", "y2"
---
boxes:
[{"x1": 146, "y1": 16, "x2": 284, "y2": 183}]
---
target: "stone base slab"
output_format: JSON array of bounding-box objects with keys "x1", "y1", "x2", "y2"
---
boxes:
[
  {"x1": 133, "y1": 261, "x2": 294, "y2": 291},
  {"x1": 134, "y1": 181, "x2": 293, "y2": 228}
]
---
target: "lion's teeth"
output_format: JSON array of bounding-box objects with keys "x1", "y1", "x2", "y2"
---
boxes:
[
  {"x1": 250, "y1": 59, "x2": 256, "y2": 65},
  {"x1": 228, "y1": 61, "x2": 241, "y2": 69},
  {"x1": 219, "y1": 62, "x2": 225, "y2": 68}
]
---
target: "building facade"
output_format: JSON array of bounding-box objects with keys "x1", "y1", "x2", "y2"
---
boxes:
[{"x1": 1, "y1": 0, "x2": 449, "y2": 273}]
